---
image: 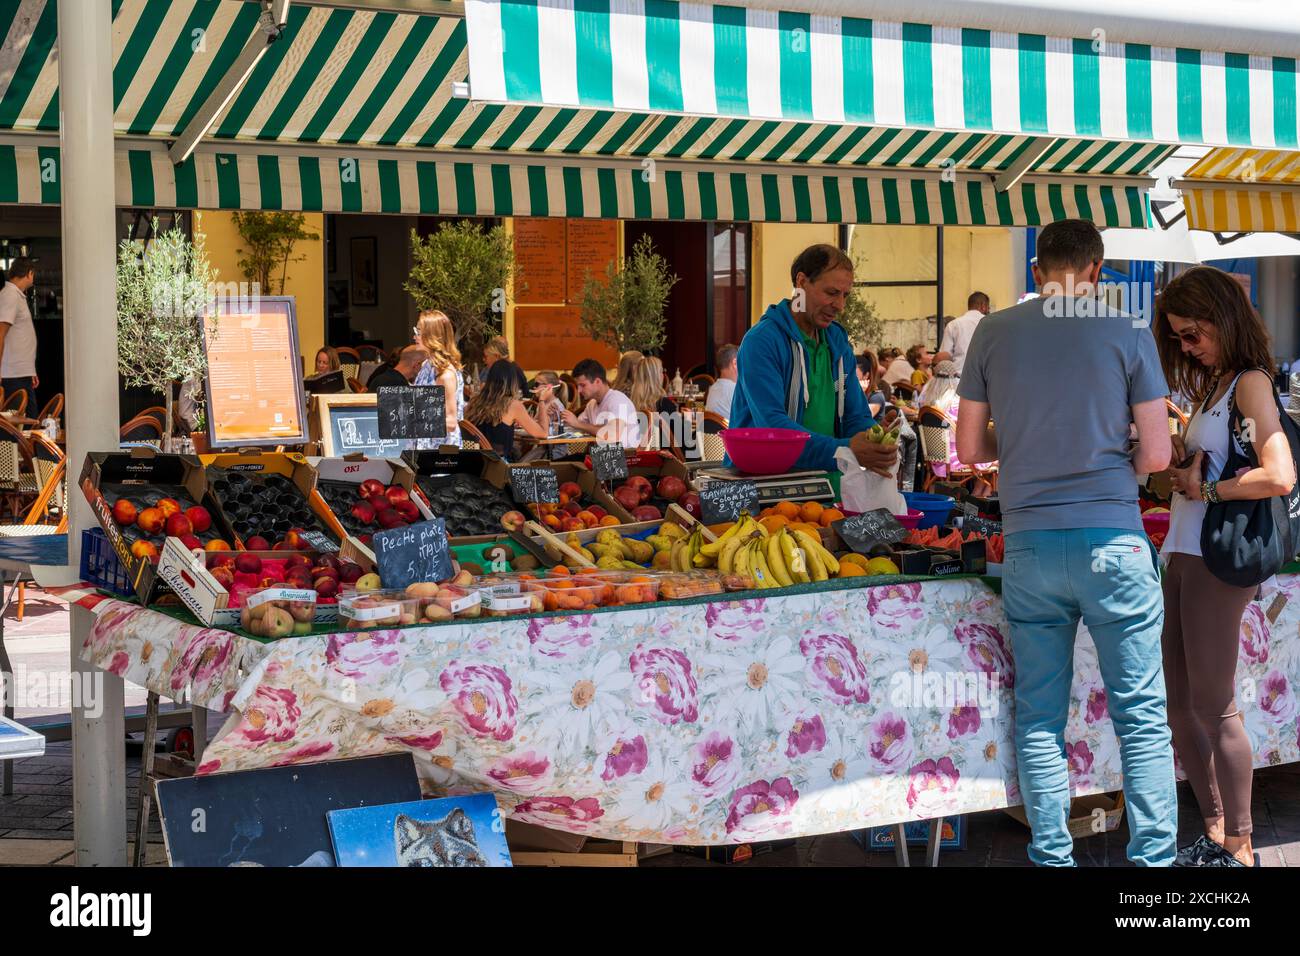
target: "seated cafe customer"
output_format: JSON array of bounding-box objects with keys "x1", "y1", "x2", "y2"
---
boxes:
[
  {"x1": 366, "y1": 345, "x2": 428, "y2": 391},
  {"x1": 563, "y1": 358, "x2": 641, "y2": 446},
  {"x1": 464, "y1": 360, "x2": 546, "y2": 460},
  {"x1": 729, "y1": 243, "x2": 895, "y2": 476},
  {"x1": 706, "y1": 343, "x2": 739, "y2": 422}
]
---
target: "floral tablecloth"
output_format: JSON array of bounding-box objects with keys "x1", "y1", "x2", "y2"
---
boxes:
[{"x1": 80, "y1": 577, "x2": 1300, "y2": 845}]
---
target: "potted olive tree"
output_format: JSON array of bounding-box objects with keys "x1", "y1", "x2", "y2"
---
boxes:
[
  {"x1": 578, "y1": 234, "x2": 677, "y2": 354},
  {"x1": 116, "y1": 221, "x2": 217, "y2": 452}
]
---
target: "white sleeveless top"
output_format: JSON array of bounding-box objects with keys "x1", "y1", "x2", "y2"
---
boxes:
[{"x1": 1163, "y1": 374, "x2": 1243, "y2": 559}]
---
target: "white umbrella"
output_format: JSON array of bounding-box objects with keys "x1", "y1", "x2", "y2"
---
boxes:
[{"x1": 1103, "y1": 200, "x2": 1300, "y2": 264}]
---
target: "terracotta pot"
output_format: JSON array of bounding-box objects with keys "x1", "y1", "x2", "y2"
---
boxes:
[{"x1": 190, "y1": 432, "x2": 211, "y2": 455}]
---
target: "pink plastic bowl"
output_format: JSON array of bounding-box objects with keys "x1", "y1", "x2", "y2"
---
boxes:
[
  {"x1": 894, "y1": 509, "x2": 924, "y2": 530},
  {"x1": 1141, "y1": 511, "x2": 1170, "y2": 536},
  {"x1": 721, "y1": 427, "x2": 810, "y2": 475}
]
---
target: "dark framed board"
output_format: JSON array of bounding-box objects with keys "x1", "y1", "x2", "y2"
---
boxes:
[
  {"x1": 372, "y1": 518, "x2": 453, "y2": 590},
  {"x1": 589, "y1": 442, "x2": 629, "y2": 482},
  {"x1": 833, "y1": 510, "x2": 910, "y2": 553},
  {"x1": 377, "y1": 385, "x2": 447, "y2": 441},
  {"x1": 310, "y1": 394, "x2": 408, "y2": 458},
  {"x1": 700, "y1": 478, "x2": 759, "y2": 525},
  {"x1": 509, "y1": 466, "x2": 560, "y2": 504}
]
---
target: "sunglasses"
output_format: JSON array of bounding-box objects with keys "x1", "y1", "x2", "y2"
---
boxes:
[{"x1": 1168, "y1": 324, "x2": 1206, "y2": 347}]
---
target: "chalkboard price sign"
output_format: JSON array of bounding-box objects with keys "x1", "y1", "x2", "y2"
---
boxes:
[
  {"x1": 700, "y1": 479, "x2": 759, "y2": 525},
  {"x1": 833, "y1": 509, "x2": 910, "y2": 553},
  {"x1": 509, "y1": 466, "x2": 561, "y2": 504},
  {"x1": 372, "y1": 518, "x2": 452, "y2": 590},
  {"x1": 960, "y1": 515, "x2": 1003, "y2": 537},
  {"x1": 300, "y1": 529, "x2": 338, "y2": 553},
  {"x1": 377, "y1": 386, "x2": 447, "y2": 440},
  {"x1": 590, "y1": 443, "x2": 629, "y2": 482}
]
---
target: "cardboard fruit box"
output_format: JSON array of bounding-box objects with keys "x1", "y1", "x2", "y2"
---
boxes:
[
  {"x1": 199, "y1": 452, "x2": 343, "y2": 552},
  {"x1": 155, "y1": 538, "x2": 372, "y2": 629},
  {"x1": 1005, "y1": 792, "x2": 1125, "y2": 840},
  {"x1": 80, "y1": 449, "x2": 236, "y2": 606},
  {"x1": 309, "y1": 454, "x2": 433, "y2": 564}
]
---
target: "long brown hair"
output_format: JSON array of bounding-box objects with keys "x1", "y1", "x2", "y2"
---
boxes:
[
  {"x1": 628, "y1": 356, "x2": 667, "y2": 411},
  {"x1": 414, "y1": 310, "x2": 462, "y2": 374},
  {"x1": 1154, "y1": 266, "x2": 1274, "y2": 405},
  {"x1": 464, "y1": 359, "x2": 522, "y2": 426}
]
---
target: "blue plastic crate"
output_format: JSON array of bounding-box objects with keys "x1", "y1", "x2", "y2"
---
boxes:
[{"x1": 80, "y1": 528, "x2": 134, "y2": 598}]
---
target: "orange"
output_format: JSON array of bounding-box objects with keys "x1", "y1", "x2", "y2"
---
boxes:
[
  {"x1": 759, "y1": 515, "x2": 789, "y2": 534},
  {"x1": 839, "y1": 552, "x2": 870, "y2": 569},
  {"x1": 550, "y1": 565, "x2": 571, "y2": 576},
  {"x1": 799, "y1": 501, "x2": 824, "y2": 523},
  {"x1": 836, "y1": 563, "x2": 867, "y2": 578},
  {"x1": 775, "y1": 501, "x2": 801, "y2": 520},
  {"x1": 819, "y1": 508, "x2": 845, "y2": 527}
]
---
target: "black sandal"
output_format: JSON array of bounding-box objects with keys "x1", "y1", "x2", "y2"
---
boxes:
[{"x1": 1172, "y1": 835, "x2": 1223, "y2": 867}]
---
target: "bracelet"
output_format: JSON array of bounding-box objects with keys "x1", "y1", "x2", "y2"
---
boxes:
[{"x1": 1200, "y1": 480, "x2": 1221, "y2": 504}]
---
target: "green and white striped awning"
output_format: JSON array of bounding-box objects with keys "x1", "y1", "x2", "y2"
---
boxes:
[
  {"x1": 465, "y1": 0, "x2": 1300, "y2": 150},
  {"x1": 0, "y1": 0, "x2": 1160, "y2": 226},
  {"x1": 0, "y1": 136, "x2": 1151, "y2": 226}
]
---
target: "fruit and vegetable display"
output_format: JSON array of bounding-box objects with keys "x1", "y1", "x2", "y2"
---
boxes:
[
  {"x1": 403, "y1": 572, "x2": 483, "y2": 622},
  {"x1": 205, "y1": 550, "x2": 369, "y2": 610},
  {"x1": 688, "y1": 510, "x2": 851, "y2": 589},
  {"x1": 417, "y1": 473, "x2": 519, "y2": 538},
  {"x1": 905, "y1": 527, "x2": 1003, "y2": 565},
  {"x1": 103, "y1": 483, "x2": 227, "y2": 564},
  {"x1": 317, "y1": 478, "x2": 424, "y2": 544},
  {"x1": 208, "y1": 468, "x2": 334, "y2": 550},
  {"x1": 524, "y1": 481, "x2": 617, "y2": 533},
  {"x1": 240, "y1": 588, "x2": 318, "y2": 638},
  {"x1": 611, "y1": 473, "x2": 701, "y2": 523}
]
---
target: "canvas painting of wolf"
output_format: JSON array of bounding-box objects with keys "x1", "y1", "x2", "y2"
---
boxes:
[{"x1": 328, "y1": 793, "x2": 512, "y2": 867}]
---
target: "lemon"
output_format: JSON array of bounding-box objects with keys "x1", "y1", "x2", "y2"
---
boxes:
[{"x1": 865, "y1": 557, "x2": 900, "y2": 576}]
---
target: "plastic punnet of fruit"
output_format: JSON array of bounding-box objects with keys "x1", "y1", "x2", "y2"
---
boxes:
[
  {"x1": 240, "y1": 587, "x2": 318, "y2": 638},
  {"x1": 338, "y1": 589, "x2": 421, "y2": 629}
]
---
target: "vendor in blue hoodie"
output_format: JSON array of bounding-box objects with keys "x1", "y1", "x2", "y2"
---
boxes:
[{"x1": 730, "y1": 244, "x2": 898, "y2": 477}]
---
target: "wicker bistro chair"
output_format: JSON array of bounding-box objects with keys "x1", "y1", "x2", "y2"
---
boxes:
[
  {"x1": 0, "y1": 417, "x2": 35, "y2": 519},
  {"x1": 335, "y1": 346, "x2": 362, "y2": 383},
  {"x1": 34, "y1": 393, "x2": 63, "y2": 426},
  {"x1": 700, "y1": 411, "x2": 729, "y2": 462},
  {"x1": 120, "y1": 416, "x2": 164, "y2": 448},
  {"x1": 0, "y1": 454, "x2": 68, "y2": 620},
  {"x1": 1166, "y1": 398, "x2": 1189, "y2": 436},
  {"x1": 457, "y1": 419, "x2": 492, "y2": 452},
  {"x1": 0, "y1": 389, "x2": 27, "y2": 418},
  {"x1": 28, "y1": 434, "x2": 64, "y2": 524},
  {"x1": 917, "y1": 404, "x2": 996, "y2": 492}
]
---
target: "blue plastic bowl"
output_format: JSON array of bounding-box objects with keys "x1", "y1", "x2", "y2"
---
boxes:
[{"x1": 903, "y1": 491, "x2": 956, "y2": 530}]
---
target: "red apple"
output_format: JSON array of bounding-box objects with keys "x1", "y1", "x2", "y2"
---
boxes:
[
  {"x1": 394, "y1": 500, "x2": 420, "y2": 522},
  {"x1": 111, "y1": 499, "x2": 138, "y2": 527},
  {"x1": 385, "y1": 484, "x2": 410, "y2": 505},
  {"x1": 337, "y1": 562, "x2": 364, "y2": 584},
  {"x1": 370, "y1": 495, "x2": 394, "y2": 513},
  {"x1": 613, "y1": 485, "x2": 641, "y2": 511},
  {"x1": 678, "y1": 491, "x2": 702, "y2": 519},
  {"x1": 185, "y1": 506, "x2": 212, "y2": 534},
  {"x1": 627, "y1": 475, "x2": 653, "y2": 503},
  {"x1": 632, "y1": 504, "x2": 662, "y2": 522},
  {"x1": 137, "y1": 507, "x2": 165, "y2": 535},
  {"x1": 204, "y1": 539, "x2": 231, "y2": 552},
  {"x1": 359, "y1": 479, "x2": 386, "y2": 500},
  {"x1": 155, "y1": 498, "x2": 182, "y2": 519},
  {"x1": 377, "y1": 510, "x2": 407, "y2": 529},
  {"x1": 350, "y1": 500, "x2": 376, "y2": 525},
  {"x1": 165, "y1": 513, "x2": 194, "y2": 539},
  {"x1": 656, "y1": 476, "x2": 687, "y2": 502},
  {"x1": 235, "y1": 553, "x2": 263, "y2": 575},
  {"x1": 244, "y1": 535, "x2": 270, "y2": 552},
  {"x1": 181, "y1": 534, "x2": 203, "y2": 551},
  {"x1": 313, "y1": 576, "x2": 339, "y2": 599}
]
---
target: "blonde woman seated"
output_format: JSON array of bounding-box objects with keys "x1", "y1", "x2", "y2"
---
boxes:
[
  {"x1": 922, "y1": 359, "x2": 995, "y2": 493},
  {"x1": 628, "y1": 356, "x2": 678, "y2": 449},
  {"x1": 464, "y1": 360, "x2": 546, "y2": 460}
]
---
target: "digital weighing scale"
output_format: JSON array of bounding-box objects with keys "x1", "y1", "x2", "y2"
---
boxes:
[{"x1": 695, "y1": 467, "x2": 837, "y2": 506}]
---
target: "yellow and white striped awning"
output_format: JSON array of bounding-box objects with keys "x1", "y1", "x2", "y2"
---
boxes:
[{"x1": 1180, "y1": 148, "x2": 1300, "y2": 232}]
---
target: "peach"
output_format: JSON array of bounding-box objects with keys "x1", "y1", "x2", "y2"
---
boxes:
[
  {"x1": 210, "y1": 566, "x2": 235, "y2": 589},
  {"x1": 542, "y1": 514, "x2": 562, "y2": 530},
  {"x1": 184, "y1": 506, "x2": 212, "y2": 534},
  {"x1": 155, "y1": 498, "x2": 182, "y2": 519},
  {"x1": 424, "y1": 603, "x2": 453, "y2": 622},
  {"x1": 245, "y1": 535, "x2": 271, "y2": 552},
  {"x1": 165, "y1": 513, "x2": 194, "y2": 539},
  {"x1": 559, "y1": 482, "x2": 582, "y2": 500},
  {"x1": 136, "y1": 507, "x2": 165, "y2": 535},
  {"x1": 111, "y1": 499, "x2": 138, "y2": 527},
  {"x1": 576, "y1": 510, "x2": 598, "y2": 528},
  {"x1": 204, "y1": 539, "x2": 231, "y2": 552},
  {"x1": 500, "y1": 511, "x2": 526, "y2": 532},
  {"x1": 130, "y1": 540, "x2": 159, "y2": 561}
]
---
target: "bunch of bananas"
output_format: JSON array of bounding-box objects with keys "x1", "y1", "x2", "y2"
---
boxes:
[{"x1": 669, "y1": 527, "x2": 708, "y2": 572}]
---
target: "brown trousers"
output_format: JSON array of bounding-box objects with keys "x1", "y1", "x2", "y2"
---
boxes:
[{"x1": 1160, "y1": 554, "x2": 1256, "y2": 836}]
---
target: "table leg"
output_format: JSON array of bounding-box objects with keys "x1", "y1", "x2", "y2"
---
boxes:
[
  {"x1": 71, "y1": 602, "x2": 126, "y2": 865},
  {"x1": 892, "y1": 823, "x2": 909, "y2": 867},
  {"x1": 925, "y1": 817, "x2": 944, "y2": 868},
  {"x1": 0, "y1": 570, "x2": 12, "y2": 796},
  {"x1": 192, "y1": 704, "x2": 208, "y2": 765}
]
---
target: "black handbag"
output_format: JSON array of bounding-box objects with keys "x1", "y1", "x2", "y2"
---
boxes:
[{"x1": 1200, "y1": 373, "x2": 1300, "y2": 587}]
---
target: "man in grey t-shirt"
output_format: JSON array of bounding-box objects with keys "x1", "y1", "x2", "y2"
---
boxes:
[
  {"x1": 0, "y1": 257, "x2": 38, "y2": 413},
  {"x1": 956, "y1": 219, "x2": 1176, "y2": 867}
]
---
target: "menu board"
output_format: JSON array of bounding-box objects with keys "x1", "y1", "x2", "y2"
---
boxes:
[
  {"x1": 202, "y1": 297, "x2": 307, "y2": 448},
  {"x1": 373, "y1": 518, "x2": 453, "y2": 590},
  {"x1": 513, "y1": 305, "x2": 619, "y2": 372},
  {"x1": 514, "y1": 218, "x2": 567, "y2": 304},
  {"x1": 833, "y1": 510, "x2": 909, "y2": 553},
  {"x1": 566, "y1": 219, "x2": 619, "y2": 301},
  {"x1": 319, "y1": 397, "x2": 408, "y2": 458},
  {"x1": 509, "y1": 466, "x2": 560, "y2": 505},
  {"x1": 376, "y1": 386, "x2": 446, "y2": 440},
  {"x1": 590, "y1": 442, "x2": 629, "y2": 482}
]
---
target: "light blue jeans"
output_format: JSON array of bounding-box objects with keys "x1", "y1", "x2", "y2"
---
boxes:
[{"x1": 1002, "y1": 528, "x2": 1177, "y2": 866}]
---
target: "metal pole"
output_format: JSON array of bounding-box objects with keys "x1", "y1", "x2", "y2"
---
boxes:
[
  {"x1": 935, "y1": 226, "x2": 945, "y2": 351},
  {"x1": 59, "y1": 0, "x2": 124, "y2": 866}
]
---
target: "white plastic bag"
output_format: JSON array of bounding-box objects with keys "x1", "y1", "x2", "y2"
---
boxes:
[{"x1": 835, "y1": 445, "x2": 906, "y2": 516}]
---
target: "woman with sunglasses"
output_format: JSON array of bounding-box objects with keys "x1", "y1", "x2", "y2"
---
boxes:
[{"x1": 1156, "y1": 266, "x2": 1295, "y2": 868}]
